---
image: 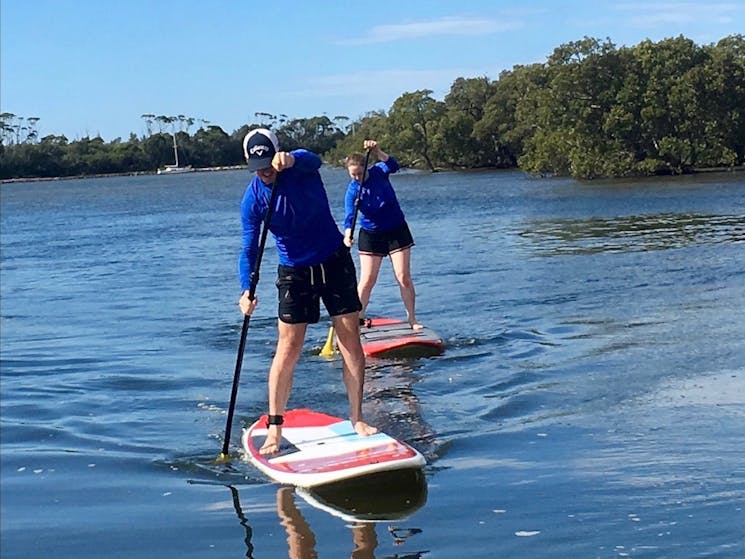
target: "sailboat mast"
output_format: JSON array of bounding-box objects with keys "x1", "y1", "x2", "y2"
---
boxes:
[
  {"x1": 173, "y1": 132, "x2": 178, "y2": 167},
  {"x1": 172, "y1": 133, "x2": 179, "y2": 167}
]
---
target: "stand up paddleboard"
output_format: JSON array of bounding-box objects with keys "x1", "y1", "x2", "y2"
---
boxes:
[
  {"x1": 360, "y1": 317, "x2": 445, "y2": 359},
  {"x1": 242, "y1": 409, "x2": 426, "y2": 488}
]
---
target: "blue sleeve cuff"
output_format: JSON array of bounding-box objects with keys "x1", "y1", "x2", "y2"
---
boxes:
[
  {"x1": 292, "y1": 149, "x2": 322, "y2": 171},
  {"x1": 384, "y1": 156, "x2": 400, "y2": 173}
]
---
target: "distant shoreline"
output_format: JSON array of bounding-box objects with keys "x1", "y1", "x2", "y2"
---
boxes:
[
  {"x1": 2, "y1": 164, "x2": 743, "y2": 185},
  {"x1": 0, "y1": 165, "x2": 246, "y2": 184}
]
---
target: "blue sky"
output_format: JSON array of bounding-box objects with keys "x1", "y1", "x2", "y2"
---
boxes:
[{"x1": 2, "y1": 0, "x2": 743, "y2": 141}]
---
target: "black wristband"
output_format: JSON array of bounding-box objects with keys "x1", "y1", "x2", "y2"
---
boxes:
[{"x1": 266, "y1": 414, "x2": 284, "y2": 427}]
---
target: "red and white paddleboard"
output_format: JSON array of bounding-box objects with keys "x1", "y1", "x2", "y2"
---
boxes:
[
  {"x1": 360, "y1": 317, "x2": 445, "y2": 358},
  {"x1": 242, "y1": 409, "x2": 426, "y2": 488}
]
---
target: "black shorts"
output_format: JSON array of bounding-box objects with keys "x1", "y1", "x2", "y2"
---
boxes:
[
  {"x1": 276, "y1": 245, "x2": 362, "y2": 324},
  {"x1": 358, "y1": 221, "x2": 415, "y2": 257}
]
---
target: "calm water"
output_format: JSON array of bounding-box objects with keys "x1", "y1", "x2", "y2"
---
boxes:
[{"x1": 1, "y1": 167, "x2": 744, "y2": 558}]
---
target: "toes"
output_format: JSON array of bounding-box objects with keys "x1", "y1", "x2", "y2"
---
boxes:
[
  {"x1": 354, "y1": 422, "x2": 378, "y2": 436},
  {"x1": 259, "y1": 441, "x2": 280, "y2": 455}
]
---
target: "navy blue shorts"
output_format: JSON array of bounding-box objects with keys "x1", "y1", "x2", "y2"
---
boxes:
[
  {"x1": 358, "y1": 221, "x2": 415, "y2": 257},
  {"x1": 276, "y1": 245, "x2": 362, "y2": 324}
]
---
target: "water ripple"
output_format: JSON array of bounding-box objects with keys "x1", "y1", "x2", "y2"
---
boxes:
[{"x1": 521, "y1": 212, "x2": 745, "y2": 256}]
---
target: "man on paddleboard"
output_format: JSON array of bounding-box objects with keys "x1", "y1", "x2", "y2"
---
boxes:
[
  {"x1": 343, "y1": 140, "x2": 423, "y2": 330},
  {"x1": 238, "y1": 128, "x2": 377, "y2": 455}
]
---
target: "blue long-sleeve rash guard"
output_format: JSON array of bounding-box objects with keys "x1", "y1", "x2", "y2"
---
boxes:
[
  {"x1": 344, "y1": 157, "x2": 405, "y2": 233},
  {"x1": 238, "y1": 149, "x2": 343, "y2": 291}
]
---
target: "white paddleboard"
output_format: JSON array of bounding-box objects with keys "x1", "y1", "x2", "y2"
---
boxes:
[{"x1": 242, "y1": 409, "x2": 426, "y2": 488}]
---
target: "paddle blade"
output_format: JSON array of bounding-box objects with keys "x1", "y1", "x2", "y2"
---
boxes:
[
  {"x1": 319, "y1": 326, "x2": 335, "y2": 357},
  {"x1": 215, "y1": 452, "x2": 231, "y2": 464}
]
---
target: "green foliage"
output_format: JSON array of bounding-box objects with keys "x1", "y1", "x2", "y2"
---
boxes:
[
  {"x1": 325, "y1": 111, "x2": 388, "y2": 166},
  {"x1": 383, "y1": 90, "x2": 446, "y2": 171},
  {"x1": 279, "y1": 115, "x2": 345, "y2": 154},
  {"x1": 513, "y1": 34, "x2": 745, "y2": 177},
  {"x1": 3, "y1": 34, "x2": 743, "y2": 180}
]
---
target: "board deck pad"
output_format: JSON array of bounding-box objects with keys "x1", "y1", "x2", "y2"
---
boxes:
[
  {"x1": 242, "y1": 409, "x2": 426, "y2": 488},
  {"x1": 360, "y1": 317, "x2": 445, "y2": 358}
]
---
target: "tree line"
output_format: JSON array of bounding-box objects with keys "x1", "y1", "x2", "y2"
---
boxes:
[
  {"x1": 0, "y1": 111, "x2": 348, "y2": 179},
  {"x1": 2, "y1": 34, "x2": 743, "y2": 181}
]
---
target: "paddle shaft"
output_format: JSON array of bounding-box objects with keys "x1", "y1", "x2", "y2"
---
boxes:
[
  {"x1": 220, "y1": 172, "x2": 281, "y2": 459},
  {"x1": 348, "y1": 148, "x2": 372, "y2": 241},
  {"x1": 320, "y1": 149, "x2": 372, "y2": 357}
]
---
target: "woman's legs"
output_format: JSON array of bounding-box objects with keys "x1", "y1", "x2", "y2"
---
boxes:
[
  {"x1": 357, "y1": 253, "x2": 383, "y2": 319},
  {"x1": 390, "y1": 248, "x2": 422, "y2": 329}
]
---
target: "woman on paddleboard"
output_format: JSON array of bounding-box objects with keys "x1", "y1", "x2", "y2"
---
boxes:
[
  {"x1": 238, "y1": 128, "x2": 377, "y2": 455},
  {"x1": 343, "y1": 140, "x2": 423, "y2": 330}
]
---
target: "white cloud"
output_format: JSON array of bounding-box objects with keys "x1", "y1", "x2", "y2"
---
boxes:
[
  {"x1": 614, "y1": 2, "x2": 742, "y2": 27},
  {"x1": 342, "y1": 16, "x2": 521, "y2": 45},
  {"x1": 301, "y1": 67, "x2": 498, "y2": 100},
  {"x1": 274, "y1": 67, "x2": 500, "y2": 119},
  {"x1": 306, "y1": 68, "x2": 466, "y2": 96}
]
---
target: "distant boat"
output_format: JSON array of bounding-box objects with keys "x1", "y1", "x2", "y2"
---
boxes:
[
  {"x1": 158, "y1": 164, "x2": 194, "y2": 174},
  {"x1": 158, "y1": 132, "x2": 194, "y2": 174}
]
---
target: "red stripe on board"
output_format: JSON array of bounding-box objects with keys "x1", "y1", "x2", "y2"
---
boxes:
[
  {"x1": 368, "y1": 317, "x2": 404, "y2": 327},
  {"x1": 263, "y1": 442, "x2": 418, "y2": 474},
  {"x1": 363, "y1": 337, "x2": 445, "y2": 356}
]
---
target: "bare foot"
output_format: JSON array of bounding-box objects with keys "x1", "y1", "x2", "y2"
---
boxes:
[
  {"x1": 410, "y1": 322, "x2": 424, "y2": 331},
  {"x1": 353, "y1": 420, "x2": 378, "y2": 436},
  {"x1": 260, "y1": 438, "x2": 280, "y2": 454},
  {"x1": 259, "y1": 426, "x2": 281, "y2": 455}
]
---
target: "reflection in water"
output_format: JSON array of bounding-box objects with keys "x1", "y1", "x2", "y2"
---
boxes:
[
  {"x1": 228, "y1": 485, "x2": 256, "y2": 559},
  {"x1": 276, "y1": 487, "x2": 319, "y2": 559},
  {"x1": 388, "y1": 526, "x2": 423, "y2": 545},
  {"x1": 227, "y1": 470, "x2": 427, "y2": 559},
  {"x1": 276, "y1": 486, "x2": 382, "y2": 559},
  {"x1": 521, "y1": 212, "x2": 745, "y2": 255},
  {"x1": 298, "y1": 468, "x2": 428, "y2": 522},
  {"x1": 349, "y1": 521, "x2": 377, "y2": 559}
]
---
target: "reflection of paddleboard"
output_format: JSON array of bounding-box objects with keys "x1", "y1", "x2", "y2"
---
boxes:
[
  {"x1": 242, "y1": 409, "x2": 426, "y2": 488},
  {"x1": 361, "y1": 317, "x2": 445, "y2": 359},
  {"x1": 297, "y1": 468, "x2": 427, "y2": 522}
]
